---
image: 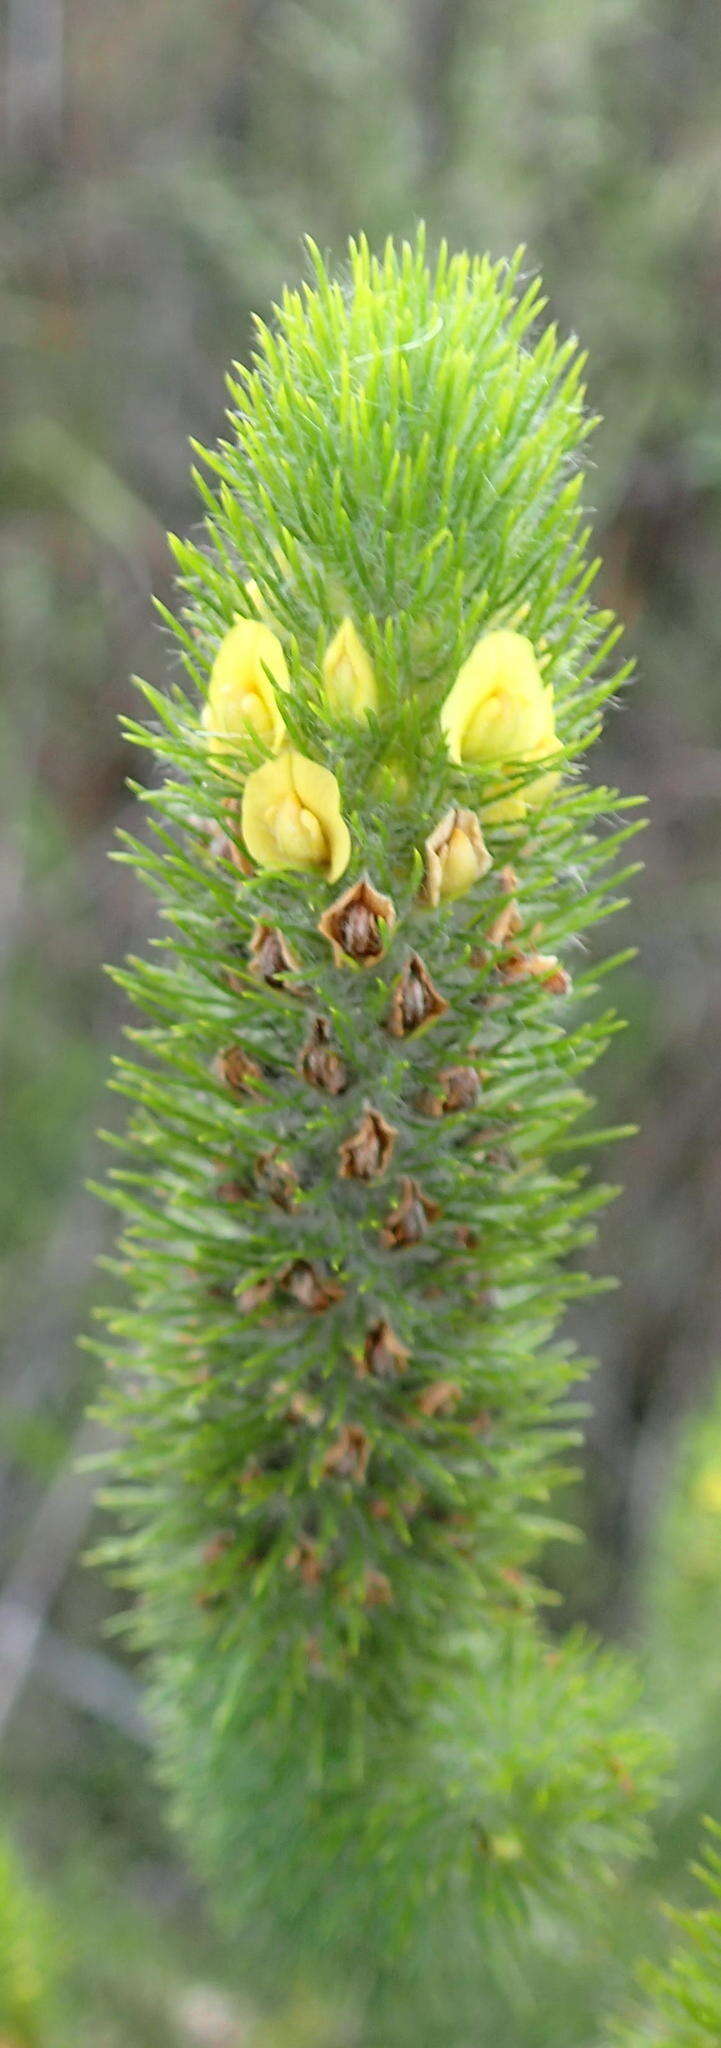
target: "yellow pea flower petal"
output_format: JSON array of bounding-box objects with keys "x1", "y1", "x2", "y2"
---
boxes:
[
  {"x1": 202, "y1": 619, "x2": 289, "y2": 761},
  {"x1": 323, "y1": 618, "x2": 378, "y2": 719},
  {"x1": 241, "y1": 749, "x2": 351, "y2": 883},
  {"x1": 441, "y1": 631, "x2": 550, "y2": 767}
]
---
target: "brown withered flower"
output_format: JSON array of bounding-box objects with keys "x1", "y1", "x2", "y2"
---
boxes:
[
  {"x1": 338, "y1": 1104, "x2": 397, "y2": 1182},
  {"x1": 282, "y1": 1260, "x2": 345, "y2": 1311},
  {"x1": 359, "y1": 1319, "x2": 410, "y2": 1379},
  {"x1": 249, "y1": 921, "x2": 299, "y2": 987},
  {"x1": 318, "y1": 877, "x2": 396, "y2": 966},
  {"x1": 255, "y1": 1149, "x2": 299, "y2": 1210},
  {"x1": 299, "y1": 1015, "x2": 348, "y2": 1096},
  {"x1": 321, "y1": 1424, "x2": 370, "y2": 1484},
  {"x1": 381, "y1": 1176, "x2": 440, "y2": 1249},
  {"x1": 417, "y1": 1379, "x2": 462, "y2": 1418},
  {"x1": 387, "y1": 953, "x2": 448, "y2": 1037},
  {"x1": 423, "y1": 806, "x2": 491, "y2": 906},
  {"x1": 215, "y1": 1043, "x2": 262, "y2": 1095}
]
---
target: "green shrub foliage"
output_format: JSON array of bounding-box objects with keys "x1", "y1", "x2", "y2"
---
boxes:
[{"x1": 94, "y1": 233, "x2": 660, "y2": 1998}]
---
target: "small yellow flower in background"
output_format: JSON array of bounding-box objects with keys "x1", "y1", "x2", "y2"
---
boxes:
[
  {"x1": 241, "y1": 749, "x2": 351, "y2": 882},
  {"x1": 322, "y1": 617, "x2": 378, "y2": 719},
  {"x1": 424, "y1": 807, "x2": 492, "y2": 905},
  {"x1": 202, "y1": 619, "x2": 289, "y2": 759},
  {"x1": 441, "y1": 629, "x2": 562, "y2": 819},
  {"x1": 694, "y1": 1466, "x2": 721, "y2": 1515}
]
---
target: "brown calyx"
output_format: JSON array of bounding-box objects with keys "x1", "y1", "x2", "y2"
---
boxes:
[
  {"x1": 487, "y1": 897, "x2": 523, "y2": 948},
  {"x1": 255, "y1": 1149, "x2": 299, "y2": 1210},
  {"x1": 498, "y1": 950, "x2": 571, "y2": 995},
  {"x1": 321, "y1": 1424, "x2": 370, "y2": 1484},
  {"x1": 388, "y1": 953, "x2": 448, "y2": 1037},
  {"x1": 271, "y1": 1378, "x2": 324, "y2": 1428},
  {"x1": 362, "y1": 1568, "x2": 393, "y2": 1607},
  {"x1": 381, "y1": 1176, "x2": 440, "y2": 1249},
  {"x1": 299, "y1": 1015, "x2": 348, "y2": 1095},
  {"x1": 285, "y1": 1535, "x2": 325, "y2": 1587},
  {"x1": 439, "y1": 1064, "x2": 482, "y2": 1113},
  {"x1": 235, "y1": 1276, "x2": 274, "y2": 1314},
  {"x1": 215, "y1": 1176, "x2": 250, "y2": 1206},
  {"x1": 417, "y1": 1379, "x2": 462, "y2": 1418},
  {"x1": 215, "y1": 1043, "x2": 262, "y2": 1094},
  {"x1": 339, "y1": 1105, "x2": 397, "y2": 1182},
  {"x1": 318, "y1": 878, "x2": 396, "y2": 966},
  {"x1": 282, "y1": 1260, "x2": 345, "y2": 1311},
  {"x1": 249, "y1": 922, "x2": 299, "y2": 987},
  {"x1": 423, "y1": 805, "x2": 491, "y2": 907},
  {"x1": 359, "y1": 1319, "x2": 410, "y2": 1379}
]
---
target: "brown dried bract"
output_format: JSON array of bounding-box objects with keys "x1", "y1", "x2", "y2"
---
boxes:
[
  {"x1": 215, "y1": 1043, "x2": 262, "y2": 1095},
  {"x1": 381, "y1": 1176, "x2": 440, "y2": 1249},
  {"x1": 499, "y1": 950, "x2": 571, "y2": 995},
  {"x1": 418, "y1": 1379, "x2": 462, "y2": 1418},
  {"x1": 249, "y1": 921, "x2": 299, "y2": 987},
  {"x1": 360, "y1": 1319, "x2": 410, "y2": 1380},
  {"x1": 282, "y1": 1260, "x2": 345, "y2": 1312},
  {"x1": 299, "y1": 1015, "x2": 348, "y2": 1096},
  {"x1": 318, "y1": 877, "x2": 396, "y2": 966},
  {"x1": 255, "y1": 1149, "x2": 299, "y2": 1210},
  {"x1": 338, "y1": 1105, "x2": 397, "y2": 1182},
  {"x1": 321, "y1": 1424, "x2": 370, "y2": 1484},
  {"x1": 388, "y1": 953, "x2": 448, "y2": 1037}
]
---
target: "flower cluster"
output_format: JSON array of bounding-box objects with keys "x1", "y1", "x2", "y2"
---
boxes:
[{"x1": 201, "y1": 614, "x2": 562, "y2": 893}]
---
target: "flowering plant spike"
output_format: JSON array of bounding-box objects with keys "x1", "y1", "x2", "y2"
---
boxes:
[{"x1": 96, "y1": 234, "x2": 660, "y2": 2023}]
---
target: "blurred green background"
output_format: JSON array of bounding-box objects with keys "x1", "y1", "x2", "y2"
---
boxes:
[{"x1": 2, "y1": 1, "x2": 721, "y2": 2040}]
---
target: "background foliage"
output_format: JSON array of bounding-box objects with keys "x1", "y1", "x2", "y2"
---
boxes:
[{"x1": 2, "y1": 1, "x2": 721, "y2": 2040}]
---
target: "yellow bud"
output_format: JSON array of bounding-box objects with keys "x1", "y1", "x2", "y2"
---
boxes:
[
  {"x1": 241, "y1": 749, "x2": 351, "y2": 882},
  {"x1": 424, "y1": 808, "x2": 491, "y2": 906},
  {"x1": 202, "y1": 619, "x2": 289, "y2": 762},
  {"x1": 441, "y1": 630, "x2": 562, "y2": 818},
  {"x1": 322, "y1": 617, "x2": 378, "y2": 719}
]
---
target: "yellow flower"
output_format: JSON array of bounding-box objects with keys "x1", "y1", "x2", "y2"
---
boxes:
[
  {"x1": 441, "y1": 630, "x2": 562, "y2": 818},
  {"x1": 424, "y1": 807, "x2": 491, "y2": 905},
  {"x1": 202, "y1": 619, "x2": 289, "y2": 759},
  {"x1": 241, "y1": 749, "x2": 351, "y2": 882},
  {"x1": 322, "y1": 618, "x2": 378, "y2": 719}
]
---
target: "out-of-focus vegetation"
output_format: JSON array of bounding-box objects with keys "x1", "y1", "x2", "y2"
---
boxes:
[{"x1": 2, "y1": 0, "x2": 721, "y2": 2039}]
